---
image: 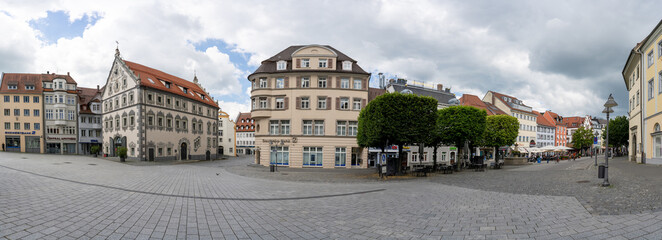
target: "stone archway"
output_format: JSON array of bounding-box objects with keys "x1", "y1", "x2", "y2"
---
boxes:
[{"x1": 178, "y1": 138, "x2": 190, "y2": 160}]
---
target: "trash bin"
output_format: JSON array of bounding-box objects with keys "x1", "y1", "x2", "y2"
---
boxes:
[
  {"x1": 598, "y1": 164, "x2": 605, "y2": 179},
  {"x1": 270, "y1": 164, "x2": 275, "y2": 172}
]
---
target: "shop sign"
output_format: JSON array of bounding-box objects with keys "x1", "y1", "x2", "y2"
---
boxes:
[
  {"x1": 262, "y1": 137, "x2": 298, "y2": 145},
  {"x1": 449, "y1": 147, "x2": 457, "y2": 151},
  {"x1": 5, "y1": 131, "x2": 36, "y2": 135},
  {"x1": 91, "y1": 140, "x2": 98, "y2": 143},
  {"x1": 47, "y1": 137, "x2": 76, "y2": 141}
]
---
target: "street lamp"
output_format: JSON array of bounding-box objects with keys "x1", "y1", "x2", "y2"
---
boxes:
[
  {"x1": 601, "y1": 94, "x2": 618, "y2": 187},
  {"x1": 594, "y1": 132, "x2": 599, "y2": 166}
]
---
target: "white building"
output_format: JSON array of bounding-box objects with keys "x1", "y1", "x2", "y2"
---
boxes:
[
  {"x1": 218, "y1": 110, "x2": 236, "y2": 156},
  {"x1": 535, "y1": 111, "x2": 555, "y2": 148},
  {"x1": 43, "y1": 73, "x2": 79, "y2": 154}
]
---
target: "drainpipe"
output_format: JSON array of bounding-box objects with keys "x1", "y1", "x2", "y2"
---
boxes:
[{"x1": 636, "y1": 47, "x2": 645, "y2": 163}]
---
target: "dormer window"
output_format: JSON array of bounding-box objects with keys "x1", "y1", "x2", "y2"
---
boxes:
[
  {"x1": 342, "y1": 61, "x2": 352, "y2": 70},
  {"x1": 8, "y1": 85, "x2": 17, "y2": 90},
  {"x1": 165, "y1": 82, "x2": 171, "y2": 88},
  {"x1": 25, "y1": 85, "x2": 34, "y2": 90},
  {"x1": 277, "y1": 61, "x2": 286, "y2": 70},
  {"x1": 183, "y1": 88, "x2": 188, "y2": 94},
  {"x1": 319, "y1": 58, "x2": 327, "y2": 68},
  {"x1": 301, "y1": 59, "x2": 310, "y2": 68}
]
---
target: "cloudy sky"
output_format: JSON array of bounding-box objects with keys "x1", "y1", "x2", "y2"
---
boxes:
[{"x1": 1, "y1": 0, "x2": 659, "y2": 120}]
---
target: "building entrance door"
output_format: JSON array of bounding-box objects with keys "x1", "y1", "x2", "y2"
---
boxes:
[
  {"x1": 206, "y1": 150, "x2": 210, "y2": 160},
  {"x1": 148, "y1": 148, "x2": 155, "y2": 161},
  {"x1": 181, "y1": 143, "x2": 187, "y2": 160}
]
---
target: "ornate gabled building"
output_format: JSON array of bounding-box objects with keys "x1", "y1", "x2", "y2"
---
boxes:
[
  {"x1": 101, "y1": 49, "x2": 219, "y2": 161},
  {"x1": 248, "y1": 45, "x2": 370, "y2": 168}
]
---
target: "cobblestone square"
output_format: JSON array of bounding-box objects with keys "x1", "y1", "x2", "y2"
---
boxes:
[{"x1": 1, "y1": 152, "x2": 661, "y2": 239}]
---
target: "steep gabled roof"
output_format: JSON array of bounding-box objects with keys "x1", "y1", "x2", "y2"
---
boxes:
[
  {"x1": 77, "y1": 87, "x2": 103, "y2": 114},
  {"x1": 0, "y1": 73, "x2": 62, "y2": 94},
  {"x1": 564, "y1": 116, "x2": 585, "y2": 128},
  {"x1": 124, "y1": 60, "x2": 218, "y2": 108},
  {"x1": 488, "y1": 90, "x2": 534, "y2": 114},
  {"x1": 542, "y1": 110, "x2": 566, "y2": 127},
  {"x1": 460, "y1": 94, "x2": 506, "y2": 116},
  {"x1": 235, "y1": 112, "x2": 254, "y2": 132},
  {"x1": 534, "y1": 111, "x2": 555, "y2": 127}
]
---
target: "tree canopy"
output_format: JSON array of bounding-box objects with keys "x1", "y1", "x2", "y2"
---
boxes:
[
  {"x1": 571, "y1": 126, "x2": 594, "y2": 150},
  {"x1": 482, "y1": 115, "x2": 519, "y2": 148},
  {"x1": 437, "y1": 106, "x2": 487, "y2": 154},
  {"x1": 603, "y1": 116, "x2": 628, "y2": 147}
]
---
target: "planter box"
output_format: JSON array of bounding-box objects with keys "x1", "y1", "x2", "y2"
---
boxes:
[{"x1": 504, "y1": 157, "x2": 529, "y2": 165}]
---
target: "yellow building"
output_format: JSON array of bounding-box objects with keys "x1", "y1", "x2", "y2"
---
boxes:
[
  {"x1": 637, "y1": 20, "x2": 662, "y2": 165},
  {"x1": 482, "y1": 91, "x2": 537, "y2": 148},
  {"x1": 623, "y1": 41, "x2": 643, "y2": 163},
  {"x1": 0, "y1": 73, "x2": 45, "y2": 153}
]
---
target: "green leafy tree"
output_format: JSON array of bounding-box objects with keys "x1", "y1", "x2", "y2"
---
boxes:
[
  {"x1": 481, "y1": 115, "x2": 519, "y2": 161},
  {"x1": 437, "y1": 106, "x2": 487, "y2": 167},
  {"x1": 572, "y1": 126, "x2": 593, "y2": 154},
  {"x1": 603, "y1": 116, "x2": 629, "y2": 149},
  {"x1": 357, "y1": 92, "x2": 437, "y2": 174}
]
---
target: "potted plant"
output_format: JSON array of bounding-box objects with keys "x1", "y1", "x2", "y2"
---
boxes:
[
  {"x1": 118, "y1": 147, "x2": 128, "y2": 162},
  {"x1": 90, "y1": 145, "x2": 100, "y2": 157}
]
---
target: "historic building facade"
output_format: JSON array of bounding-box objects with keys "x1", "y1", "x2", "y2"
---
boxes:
[
  {"x1": 534, "y1": 111, "x2": 555, "y2": 148},
  {"x1": 248, "y1": 45, "x2": 370, "y2": 168},
  {"x1": 102, "y1": 50, "x2": 219, "y2": 161},
  {"x1": 235, "y1": 112, "x2": 255, "y2": 155},
  {"x1": 43, "y1": 73, "x2": 79, "y2": 154},
  {"x1": 483, "y1": 91, "x2": 537, "y2": 148},
  {"x1": 623, "y1": 40, "x2": 643, "y2": 163},
  {"x1": 541, "y1": 110, "x2": 567, "y2": 147},
  {"x1": 0, "y1": 73, "x2": 45, "y2": 153},
  {"x1": 217, "y1": 110, "x2": 236, "y2": 156},
  {"x1": 78, "y1": 86, "x2": 103, "y2": 155}
]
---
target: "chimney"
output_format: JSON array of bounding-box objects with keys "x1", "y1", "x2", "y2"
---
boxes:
[
  {"x1": 67, "y1": 72, "x2": 70, "y2": 76},
  {"x1": 47, "y1": 71, "x2": 49, "y2": 74},
  {"x1": 97, "y1": 85, "x2": 100, "y2": 91},
  {"x1": 445, "y1": 88, "x2": 450, "y2": 93},
  {"x1": 437, "y1": 84, "x2": 443, "y2": 91}
]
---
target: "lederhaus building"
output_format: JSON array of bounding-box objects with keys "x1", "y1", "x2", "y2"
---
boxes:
[
  {"x1": 248, "y1": 45, "x2": 370, "y2": 168},
  {"x1": 0, "y1": 73, "x2": 45, "y2": 153},
  {"x1": 102, "y1": 50, "x2": 219, "y2": 161}
]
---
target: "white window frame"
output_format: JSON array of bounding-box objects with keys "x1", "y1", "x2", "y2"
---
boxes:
[
  {"x1": 342, "y1": 61, "x2": 352, "y2": 70},
  {"x1": 341, "y1": 78, "x2": 350, "y2": 88},
  {"x1": 259, "y1": 78, "x2": 267, "y2": 88},
  {"x1": 314, "y1": 120, "x2": 324, "y2": 136},
  {"x1": 353, "y1": 98, "x2": 361, "y2": 110},
  {"x1": 340, "y1": 98, "x2": 349, "y2": 110},
  {"x1": 317, "y1": 97, "x2": 326, "y2": 109},
  {"x1": 276, "y1": 78, "x2": 284, "y2": 88},
  {"x1": 275, "y1": 97, "x2": 284, "y2": 109},
  {"x1": 337, "y1": 121, "x2": 347, "y2": 136},
  {"x1": 303, "y1": 120, "x2": 313, "y2": 135},
  {"x1": 301, "y1": 58, "x2": 310, "y2": 68},
  {"x1": 301, "y1": 77, "x2": 310, "y2": 88},
  {"x1": 318, "y1": 77, "x2": 327, "y2": 88},
  {"x1": 649, "y1": 50, "x2": 654, "y2": 67},
  {"x1": 301, "y1": 97, "x2": 310, "y2": 109},
  {"x1": 318, "y1": 58, "x2": 327, "y2": 68},
  {"x1": 277, "y1": 61, "x2": 286, "y2": 70},
  {"x1": 353, "y1": 79, "x2": 362, "y2": 89}
]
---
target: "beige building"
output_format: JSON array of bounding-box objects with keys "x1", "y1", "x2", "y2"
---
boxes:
[
  {"x1": 217, "y1": 110, "x2": 236, "y2": 156},
  {"x1": 248, "y1": 45, "x2": 370, "y2": 168},
  {"x1": 0, "y1": 73, "x2": 45, "y2": 153},
  {"x1": 102, "y1": 49, "x2": 219, "y2": 161},
  {"x1": 43, "y1": 73, "x2": 79, "y2": 154},
  {"x1": 483, "y1": 91, "x2": 537, "y2": 148},
  {"x1": 623, "y1": 41, "x2": 643, "y2": 163}
]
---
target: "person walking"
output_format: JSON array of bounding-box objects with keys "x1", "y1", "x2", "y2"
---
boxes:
[{"x1": 546, "y1": 156, "x2": 550, "y2": 164}]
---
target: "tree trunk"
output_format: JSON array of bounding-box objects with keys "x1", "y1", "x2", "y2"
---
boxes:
[
  {"x1": 419, "y1": 143, "x2": 424, "y2": 164},
  {"x1": 433, "y1": 145, "x2": 438, "y2": 171}
]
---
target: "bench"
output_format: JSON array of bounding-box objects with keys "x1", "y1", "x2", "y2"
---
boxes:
[{"x1": 439, "y1": 164, "x2": 453, "y2": 174}]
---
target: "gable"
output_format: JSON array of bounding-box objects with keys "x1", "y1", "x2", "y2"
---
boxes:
[
  {"x1": 102, "y1": 57, "x2": 139, "y2": 99},
  {"x1": 292, "y1": 45, "x2": 337, "y2": 57}
]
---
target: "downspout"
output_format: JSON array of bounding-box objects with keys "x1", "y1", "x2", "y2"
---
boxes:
[{"x1": 636, "y1": 47, "x2": 645, "y2": 163}]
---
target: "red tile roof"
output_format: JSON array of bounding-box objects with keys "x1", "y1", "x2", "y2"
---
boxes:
[
  {"x1": 77, "y1": 87, "x2": 103, "y2": 114},
  {"x1": 534, "y1": 111, "x2": 555, "y2": 127},
  {"x1": 124, "y1": 60, "x2": 218, "y2": 108},
  {"x1": 488, "y1": 91, "x2": 534, "y2": 114},
  {"x1": 0, "y1": 73, "x2": 49, "y2": 94},
  {"x1": 235, "y1": 112, "x2": 254, "y2": 132},
  {"x1": 460, "y1": 94, "x2": 506, "y2": 116},
  {"x1": 564, "y1": 116, "x2": 584, "y2": 129}
]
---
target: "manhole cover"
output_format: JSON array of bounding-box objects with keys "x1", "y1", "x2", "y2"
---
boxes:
[{"x1": 577, "y1": 180, "x2": 590, "y2": 183}]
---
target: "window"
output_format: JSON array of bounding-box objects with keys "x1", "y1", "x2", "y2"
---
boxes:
[
  {"x1": 259, "y1": 98, "x2": 267, "y2": 109},
  {"x1": 14, "y1": 96, "x2": 19, "y2": 102},
  {"x1": 14, "y1": 109, "x2": 19, "y2": 116},
  {"x1": 270, "y1": 146, "x2": 289, "y2": 165},
  {"x1": 81, "y1": 129, "x2": 86, "y2": 137},
  {"x1": 277, "y1": 61, "x2": 286, "y2": 70},
  {"x1": 165, "y1": 82, "x2": 171, "y2": 88},
  {"x1": 337, "y1": 121, "x2": 347, "y2": 136},
  {"x1": 353, "y1": 98, "x2": 362, "y2": 110},
  {"x1": 3, "y1": 109, "x2": 8, "y2": 116},
  {"x1": 318, "y1": 77, "x2": 327, "y2": 88},
  {"x1": 25, "y1": 85, "x2": 34, "y2": 90},
  {"x1": 147, "y1": 94, "x2": 153, "y2": 102},
  {"x1": 23, "y1": 123, "x2": 29, "y2": 130},
  {"x1": 649, "y1": 79, "x2": 654, "y2": 100},
  {"x1": 317, "y1": 97, "x2": 327, "y2": 109},
  {"x1": 68, "y1": 110, "x2": 74, "y2": 120},
  {"x1": 348, "y1": 121, "x2": 358, "y2": 136},
  {"x1": 157, "y1": 96, "x2": 162, "y2": 104},
  {"x1": 341, "y1": 78, "x2": 350, "y2": 88},
  {"x1": 655, "y1": 136, "x2": 662, "y2": 158},
  {"x1": 270, "y1": 120, "x2": 279, "y2": 135},
  {"x1": 167, "y1": 118, "x2": 172, "y2": 128},
  {"x1": 23, "y1": 96, "x2": 29, "y2": 103},
  {"x1": 319, "y1": 59, "x2": 327, "y2": 68},
  {"x1": 24, "y1": 109, "x2": 29, "y2": 116},
  {"x1": 14, "y1": 123, "x2": 20, "y2": 130},
  {"x1": 303, "y1": 120, "x2": 313, "y2": 135},
  {"x1": 276, "y1": 97, "x2": 284, "y2": 109},
  {"x1": 280, "y1": 120, "x2": 290, "y2": 135},
  {"x1": 301, "y1": 58, "x2": 310, "y2": 68},
  {"x1": 67, "y1": 96, "x2": 75, "y2": 105},
  {"x1": 34, "y1": 123, "x2": 40, "y2": 130},
  {"x1": 259, "y1": 78, "x2": 267, "y2": 88},
  {"x1": 301, "y1": 77, "x2": 310, "y2": 88},
  {"x1": 4, "y1": 123, "x2": 8, "y2": 129},
  {"x1": 301, "y1": 97, "x2": 310, "y2": 109},
  {"x1": 158, "y1": 148, "x2": 163, "y2": 156},
  {"x1": 648, "y1": 50, "x2": 654, "y2": 67},
  {"x1": 340, "y1": 98, "x2": 349, "y2": 110},
  {"x1": 158, "y1": 117, "x2": 164, "y2": 127},
  {"x1": 8, "y1": 85, "x2": 17, "y2": 90},
  {"x1": 148, "y1": 116, "x2": 154, "y2": 126},
  {"x1": 342, "y1": 61, "x2": 352, "y2": 70},
  {"x1": 335, "y1": 147, "x2": 346, "y2": 167},
  {"x1": 3, "y1": 96, "x2": 8, "y2": 102},
  {"x1": 659, "y1": 71, "x2": 662, "y2": 94},
  {"x1": 59, "y1": 95, "x2": 64, "y2": 103},
  {"x1": 659, "y1": 40, "x2": 662, "y2": 57},
  {"x1": 637, "y1": 91, "x2": 640, "y2": 106},
  {"x1": 353, "y1": 79, "x2": 362, "y2": 89},
  {"x1": 276, "y1": 78, "x2": 284, "y2": 88},
  {"x1": 46, "y1": 110, "x2": 53, "y2": 120},
  {"x1": 182, "y1": 88, "x2": 188, "y2": 94},
  {"x1": 303, "y1": 147, "x2": 323, "y2": 166},
  {"x1": 314, "y1": 120, "x2": 324, "y2": 135}
]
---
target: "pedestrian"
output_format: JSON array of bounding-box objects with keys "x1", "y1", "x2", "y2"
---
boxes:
[
  {"x1": 556, "y1": 156, "x2": 560, "y2": 163},
  {"x1": 537, "y1": 155, "x2": 541, "y2": 164},
  {"x1": 546, "y1": 156, "x2": 550, "y2": 164}
]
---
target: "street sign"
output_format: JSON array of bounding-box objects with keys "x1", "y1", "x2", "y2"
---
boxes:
[
  {"x1": 594, "y1": 137, "x2": 598, "y2": 144},
  {"x1": 381, "y1": 154, "x2": 386, "y2": 164}
]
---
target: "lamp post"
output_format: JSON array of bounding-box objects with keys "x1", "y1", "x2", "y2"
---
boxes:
[
  {"x1": 594, "y1": 132, "x2": 599, "y2": 166},
  {"x1": 601, "y1": 94, "x2": 618, "y2": 187}
]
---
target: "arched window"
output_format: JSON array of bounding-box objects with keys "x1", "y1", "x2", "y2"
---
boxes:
[{"x1": 655, "y1": 123, "x2": 660, "y2": 132}]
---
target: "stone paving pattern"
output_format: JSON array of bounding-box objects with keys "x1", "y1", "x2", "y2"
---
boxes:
[{"x1": 1, "y1": 152, "x2": 662, "y2": 239}]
